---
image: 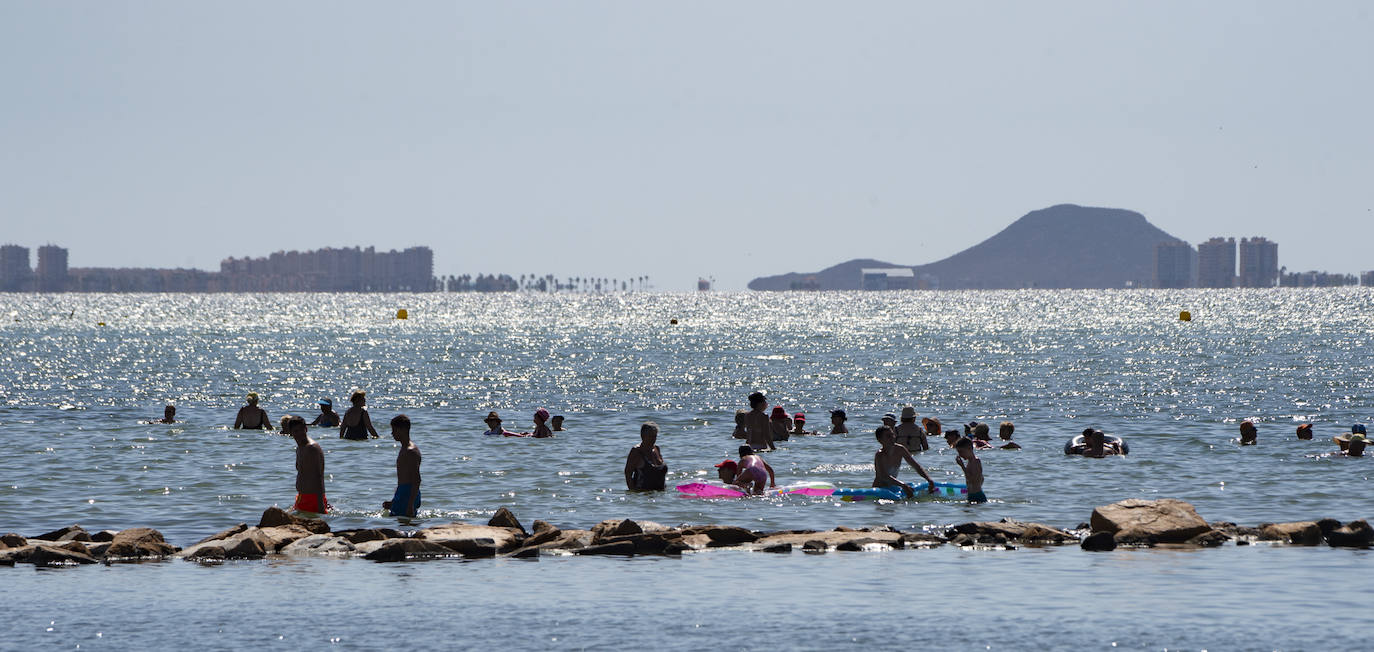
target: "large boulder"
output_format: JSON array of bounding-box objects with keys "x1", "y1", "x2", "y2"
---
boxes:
[
  {"x1": 281, "y1": 534, "x2": 357, "y2": 556},
  {"x1": 415, "y1": 523, "x2": 524, "y2": 556},
  {"x1": 1257, "y1": 521, "x2": 1324, "y2": 546},
  {"x1": 259, "y1": 507, "x2": 330, "y2": 534},
  {"x1": 1, "y1": 533, "x2": 26, "y2": 548},
  {"x1": 32, "y1": 525, "x2": 91, "y2": 542},
  {"x1": 680, "y1": 525, "x2": 759, "y2": 547},
  {"x1": 946, "y1": 520, "x2": 1077, "y2": 546},
  {"x1": 193, "y1": 524, "x2": 248, "y2": 547},
  {"x1": 574, "y1": 541, "x2": 637, "y2": 556},
  {"x1": 26, "y1": 544, "x2": 98, "y2": 566},
  {"x1": 1090, "y1": 499, "x2": 1211, "y2": 544},
  {"x1": 335, "y1": 529, "x2": 392, "y2": 545},
  {"x1": 222, "y1": 536, "x2": 266, "y2": 559},
  {"x1": 1325, "y1": 520, "x2": 1374, "y2": 548},
  {"x1": 363, "y1": 539, "x2": 457, "y2": 562},
  {"x1": 105, "y1": 528, "x2": 177, "y2": 560},
  {"x1": 487, "y1": 507, "x2": 526, "y2": 534},
  {"x1": 1080, "y1": 531, "x2": 1117, "y2": 551}
]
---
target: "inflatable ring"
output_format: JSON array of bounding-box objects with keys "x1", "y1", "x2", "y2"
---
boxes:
[{"x1": 1064, "y1": 433, "x2": 1129, "y2": 455}]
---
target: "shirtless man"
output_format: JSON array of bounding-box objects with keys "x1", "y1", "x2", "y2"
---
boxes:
[
  {"x1": 1239, "y1": 420, "x2": 1258, "y2": 446},
  {"x1": 718, "y1": 445, "x2": 776, "y2": 495},
  {"x1": 153, "y1": 405, "x2": 177, "y2": 424},
  {"x1": 234, "y1": 393, "x2": 270, "y2": 430},
  {"x1": 829, "y1": 409, "x2": 848, "y2": 435},
  {"x1": 339, "y1": 390, "x2": 378, "y2": 440},
  {"x1": 745, "y1": 392, "x2": 775, "y2": 452},
  {"x1": 624, "y1": 421, "x2": 668, "y2": 491},
  {"x1": 289, "y1": 416, "x2": 327, "y2": 514},
  {"x1": 382, "y1": 414, "x2": 422, "y2": 517},
  {"x1": 954, "y1": 437, "x2": 987, "y2": 503},
  {"x1": 894, "y1": 406, "x2": 928, "y2": 451},
  {"x1": 873, "y1": 426, "x2": 937, "y2": 498}
]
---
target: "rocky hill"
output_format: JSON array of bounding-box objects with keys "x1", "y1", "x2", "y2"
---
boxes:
[{"x1": 747, "y1": 204, "x2": 1186, "y2": 290}]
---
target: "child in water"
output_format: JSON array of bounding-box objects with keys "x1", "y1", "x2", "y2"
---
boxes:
[
  {"x1": 731, "y1": 409, "x2": 749, "y2": 439},
  {"x1": 954, "y1": 438, "x2": 987, "y2": 504},
  {"x1": 873, "y1": 426, "x2": 937, "y2": 498},
  {"x1": 716, "y1": 445, "x2": 776, "y2": 495},
  {"x1": 998, "y1": 421, "x2": 1021, "y2": 450}
]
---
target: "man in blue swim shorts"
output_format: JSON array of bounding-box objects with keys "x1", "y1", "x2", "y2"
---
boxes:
[{"x1": 382, "y1": 414, "x2": 422, "y2": 517}]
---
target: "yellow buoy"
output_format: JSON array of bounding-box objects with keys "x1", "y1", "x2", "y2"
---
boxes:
[
  {"x1": 1179, "y1": 311, "x2": 1192, "y2": 322},
  {"x1": 395, "y1": 309, "x2": 408, "y2": 320},
  {"x1": 97, "y1": 322, "x2": 106, "y2": 326}
]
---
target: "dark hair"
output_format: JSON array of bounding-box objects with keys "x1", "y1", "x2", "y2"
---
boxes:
[
  {"x1": 1082, "y1": 427, "x2": 1096, "y2": 437},
  {"x1": 748, "y1": 392, "x2": 766, "y2": 407},
  {"x1": 738, "y1": 445, "x2": 754, "y2": 458},
  {"x1": 286, "y1": 415, "x2": 306, "y2": 430},
  {"x1": 875, "y1": 426, "x2": 894, "y2": 441},
  {"x1": 944, "y1": 429, "x2": 961, "y2": 439},
  {"x1": 391, "y1": 414, "x2": 410, "y2": 429},
  {"x1": 640, "y1": 421, "x2": 659, "y2": 437},
  {"x1": 954, "y1": 437, "x2": 974, "y2": 451}
]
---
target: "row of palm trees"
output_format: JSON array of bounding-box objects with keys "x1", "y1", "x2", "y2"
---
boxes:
[{"x1": 438, "y1": 274, "x2": 653, "y2": 293}]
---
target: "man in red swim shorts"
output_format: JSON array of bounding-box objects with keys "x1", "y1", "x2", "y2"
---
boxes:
[{"x1": 288, "y1": 416, "x2": 328, "y2": 514}]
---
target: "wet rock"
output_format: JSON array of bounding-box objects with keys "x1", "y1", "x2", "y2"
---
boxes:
[
  {"x1": 1090, "y1": 499, "x2": 1211, "y2": 544},
  {"x1": 222, "y1": 536, "x2": 266, "y2": 559},
  {"x1": 336, "y1": 529, "x2": 391, "y2": 545},
  {"x1": 1, "y1": 533, "x2": 26, "y2": 548},
  {"x1": 596, "y1": 532, "x2": 676, "y2": 555},
  {"x1": 947, "y1": 519, "x2": 1076, "y2": 545},
  {"x1": 259, "y1": 506, "x2": 329, "y2": 534},
  {"x1": 835, "y1": 538, "x2": 893, "y2": 552},
  {"x1": 416, "y1": 523, "x2": 524, "y2": 555},
  {"x1": 680, "y1": 525, "x2": 759, "y2": 547},
  {"x1": 506, "y1": 545, "x2": 542, "y2": 558},
  {"x1": 56, "y1": 540, "x2": 91, "y2": 555},
  {"x1": 186, "y1": 545, "x2": 227, "y2": 562},
  {"x1": 33, "y1": 525, "x2": 91, "y2": 542},
  {"x1": 531, "y1": 520, "x2": 557, "y2": 536},
  {"x1": 802, "y1": 540, "x2": 828, "y2": 553},
  {"x1": 1315, "y1": 519, "x2": 1342, "y2": 537},
  {"x1": 281, "y1": 534, "x2": 357, "y2": 556},
  {"x1": 1209, "y1": 522, "x2": 1262, "y2": 540},
  {"x1": 90, "y1": 530, "x2": 120, "y2": 543},
  {"x1": 513, "y1": 529, "x2": 592, "y2": 553},
  {"x1": 756, "y1": 529, "x2": 902, "y2": 550},
  {"x1": 900, "y1": 532, "x2": 947, "y2": 548},
  {"x1": 574, "y1": 540, "x2": 637, "y2": 556},
  {"x1": 363, "y1": 539, "x2": 456, "y2": 562},
  {"x1": 1184, "y1": 529, "x2": 1231, "y2": 547},
  {"x1": 105, "y1": 528, "x2": 177, "y2": 560},
  {"x1": 1080, "y1": 531, "x2": 1117, "y2": 551},
  {"x1": 758, "y1": 543, "x2": 792, "y2": 554},
  {"x1": 1325, "y1": 520, "x2": 1374, "y2": 548},
  {"x1": 27, "y1": 544, "x2": 98, "y2": 566},
  {"x1": 521, "y1": 526, "x2": 565, "y2": 548},
  {"x1": 1257, "y1": 522, "x2": 1324, "y2": 546},
  {"x1": 673, "y1": 534, "x2": 713, "y2": 551},
  {"x1": 86, "y1": 542, "x2": 111, "y2": 558},
  {"x1": 252, "y1": 525, "x2": 315, "y2": 552},
  {"x1": 487, "y1": 507, "x2": 526, "y2": 534},
  {"x1": 193, "y1": 524, "x2": 247, "y2": 547}
]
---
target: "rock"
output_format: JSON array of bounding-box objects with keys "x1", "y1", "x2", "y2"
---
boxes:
[
  {"x1": 591, "y1": 519, "x2": 642, "y2": 541},
  {"x1": 86, "y1": 542, "x2": 111, "y2": 558},
  {"x1": 1184, "y1": 529, "x2": 1231, "y2": 547},
  {"x1": 246, "y1": 525, "x2": 314, "y2": 552},
  {"x1": 1, "y1": 533, "x2": 26, "y2": 548},
  {"x1": 1208, "y1": 522, "x2": 1262, "y2": 540},
  {"x1": 574, "y1": 541, "x2": 637, "y2": 556},
  {"x1": 680, "y1": 525, "x2": 759, "y2": 547},
  {"x1": 57, "y1": 540, "x2": 91, "y2": 555},
  {"x1": 281, "y1": 534, "x2": 357, "y2": 556},
  {"x1": 947, "y1": 520, "x2": 1076, "y2": 546},
  {"x1": 758, "y1": 543, "x2": 792, "y2": 554},
  {"x1": 802, "y1": 540, "x2": 828, "y2": 553},
  {"x1": 222, "y1": 536, "x2": 266, "y2": 559},
  {"x1": 595, "y1": 532, "x2": 676, "y2": 555},
  {"x1": 521, "y1": 527, "x2": 565, "y2": 548},
  {"x1": 1080, "y1": 531, "x2": 1117, "y2": 551},
  {"x1": 259, "y1": 506, "x2": 330, "y2": 534},
  {"x1": 755, "y1": 529, "x2": 903, "y2": 550},
  {"x1": 1325, "y1": 520, "x2": 1374, "y2": 548},
  {"x1": 186, "y1": 545, "x2": 227, "y2": 561},
  {"x1": 1258, "y1": 522, "x2": 1324, "y2": 546},
  {"x1": 835, "y1": 538, "x2": 892, "y2": 552},
  {"x1": 900, "y1": 532, "x2": 947, "y2": 547},
  {"x1": 27, "y1": 544, "x2": 98, "y2": 566},
  {"x1": 531, "y1": 520, "x2": 557, "y2": 536},
  {"x1": 507, "y1": 545, "x2": 542, "y2": 558},
  {"x1": 1090, "y1": 499, "x2": 1211, "y2": 544},
  {"x1": 416, "y1": 523, "x2": 525, "y2": 555},
  {"x1": 487, "y1": 507, "x2": 526, "y2": 534},
  {"x1": 673, "y1": 534, "x2": 713, "y2": 551},
  {"x1": 33, "y1": 525, "x2": 91, "y2": 542},
  {"x1": 193, "y1": 523, "x2": 248, "y2": 547},
  {"x1": 949, "y1": 533, "x2": 976, "y2": 547},
  {"x1": 105, "y1": 528, "x2": 177, "y2": 560},
  {"x1": 363, "y1": 539, "x2": 456, "y2": 562},
  {"x1": 90, "y1": 530, "x2": 120, "y2": 543},
  {"x1": 336, "y1": 529, "x2": 391, "y2": 545},
  {"x1": 1315, "y1": 519, "x2": 1342, "y2": 537}
]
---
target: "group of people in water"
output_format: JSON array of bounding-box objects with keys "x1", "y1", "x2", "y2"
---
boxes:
[{"x1": 1239, "y1": 420, "x2": 1368, "y2": 457}]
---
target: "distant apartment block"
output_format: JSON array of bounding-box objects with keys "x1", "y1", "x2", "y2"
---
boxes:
[
  {"x1": 0, "y1": 244, "x2": 32, "y2": 291},
  {"x1": 36, "y1": 245, "x2": 68, "y2": 292},
  {"x1": 1196, "y1": 237, "x2": 1236, "y2": 288},
  {"x1": 1363, "y1": 271, "x2": 1374, "y2": 287},
  {"x1": 1279, "y1": 270, "x2": 1359, "y2": 287},
  {"x1": 1154, "y1": 240, "x2": 1195, "y2": 289},
  {"x1": 220, "y1": 246, "x2": 434, "y2": 292},
  {"x1": 1237, "y1": 237, "x2": 1279, "y2": 288},
  {"x1": 861, "y1": 268, "x2": 916, "y2": 290}
]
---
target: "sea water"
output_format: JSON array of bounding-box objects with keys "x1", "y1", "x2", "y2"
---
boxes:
[{"x1": 1, "y1": 290, "x2": 1371, "y2": 650}]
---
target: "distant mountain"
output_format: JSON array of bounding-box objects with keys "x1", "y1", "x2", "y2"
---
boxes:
[{"x1": 747, "y1": 204, "x2": 1186, "y2": 290}]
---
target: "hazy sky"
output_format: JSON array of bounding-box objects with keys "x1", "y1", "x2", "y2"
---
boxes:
[{"x1": 3, "y1": 2, "x2": 1371, "y2": 290}]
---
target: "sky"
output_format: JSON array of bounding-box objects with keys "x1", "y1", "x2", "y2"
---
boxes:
[{"x1": 2, "y1": 2, "x2": 1372, "y2": 290}]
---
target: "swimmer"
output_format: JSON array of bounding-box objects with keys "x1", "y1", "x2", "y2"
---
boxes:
[
  {"x1": 964, "y1": 421, "x2": 978, "y2": 436},
  {"x1": 882, "y1": 413, "x2": 898, "y2": 431},
  {"x1": 895, "y1": 406, "x2": 928, "y2": 451},
  {"x1": 944, "y1": 429, "x2": 962, "y2": 448},
  {"x1": 483, "y1": 411, "x2": 514, "y2": 436},
  {"x1": 922, "y1": 417, "x2": 943, "y2": 441},
  {"x1": 234, "y1": 392, "x2": 270, "y2": 430},
  {"x1": 382, "y1": 414, "x2": 421, "y2": 517},
  {"x1": 551, "y1": 415, "x2": 566, "y2": 432},
  {"x1": 873, "y1": 426, "x2": 937, "y2": 498},
  {"x1": 152, "y1": 404, "x2": 177, "y2": 424},
  {"x1": 339, "y1": 390, "x2": 378, "y2": 440},
  {"x1": 624, "y1": 421, "x2": 668, "y2": 491},
  {"x1": 829, "y1": 409, "x2": 849, "y2": 435},
  {"x1": 745, "y1": 392, "x2": 775, "y2": 452},
  {"x1": 1239, "y1": 420, "x2": 1258, "y2": 446},
  {"x1": 717, "y1": 445, "x2": 776, "y2": 495},
  {"x1": 972, "y1": 423, "x2": 994, "y2": 450},
  {"x1": 310, "y1": 398, "x2": 340, "y2": 428},
  {"x1": 789, "y1": 412, "x2": 812, "y2": 436},
  {"x1": 998, "y1": 421, "x2": 1021, "y2": 450},
  {"x1": 1296, "y1": 423, "x2": 1314, "y2": 440},
  {"x1": 1075, "y1": 428, "x2": 1122, "y2": 458},
  {"x1": 1334, "y1": 424, "x2": 1367, "y2": 452},
  {"x1": 1342, "y1": 433, "x2": 1367, "y2": 457},
  {"x1": 770, "y1": 406, "x2": 791, "y2": 442},
  {"x1": 278, "y1": 415, "x2": 291, "y2": 435},
  {"x1": 954, "y1": 438, "x2": 987, "y2": 504},
  {"x1": 525, "y1": 408, "x2": 553, "y2": 438},
  {"x1": 731, "y1": 409, "x2": 749, "y2": 439},
  {"x1": 288, "y1": 416, "x2": 328, "y2": 514}
]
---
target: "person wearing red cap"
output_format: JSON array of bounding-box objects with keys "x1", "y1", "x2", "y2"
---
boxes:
[
  {"x1": 789, "y1": 412, "x2": 813, "y2": 436},
  {"x1": 717, "y1": 445, "x2": 776, "y2": 494},
  {"x1": 769, "y1": 406, "x2": 791, "y2": 442},
  {"x1": 745, "y1": 392, "x2": 774, "y2": 452}
]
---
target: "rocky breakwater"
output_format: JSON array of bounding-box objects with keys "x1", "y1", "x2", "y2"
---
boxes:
[{"x1": 3, "y1": 500, "x2": 1370, "y2": 566}]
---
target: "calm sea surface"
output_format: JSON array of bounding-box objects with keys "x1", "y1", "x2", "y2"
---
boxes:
[{"x1": 2, "y1": 290, "x2": 1371, "y2": 650}]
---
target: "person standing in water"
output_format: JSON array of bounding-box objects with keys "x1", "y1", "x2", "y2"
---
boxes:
[
  {"x1": 289, "y1": 416, "x2": 328, "y2": 514},
  {"x1": 624, "y1": 421, "x2": 668, "y2": 491},
  {"x1": 310, "y1": 398, "x2": 340, "y2": 428},
  {"x1": 234, "y1": 393, "x2": 270, "y2": 430},
  {"x1": 873, "y1": 426, "x2": 937, "y2": 498},
  {"x1": 153, "y1": 405, "x2": 177, "y2": 424},
  {"x1": 382, "y1": 414, "x2": 422, "y2": 517},
  {"x1": 339, "y1": 390, "x2": 378, "y2": 440},
  {"x1": 954, "y1": 437, "x2": 987, "y2": 503},
  {"x1": 745, "y1": 392, "x2": 775, "y2": 452},
  {"x1": 894, "y1": 406, "x2": 928, "y2": 451},
  {"x1": 528, "y1": 408, "x2": 554, "y2": 438},
  {"x1": 551, "y1": 415, "x2": 566, "y2": 432},
  {"x1": 829, "y1": 409, "x2": 849, "y2": 434}
]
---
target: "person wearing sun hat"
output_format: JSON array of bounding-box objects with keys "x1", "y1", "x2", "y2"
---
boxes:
[
  {"x1": 1334, "y1": 424, "x2": 1367, "y2": 452},
  {"x1": 894, "y1": 406, "x2": 928, "y2": 451},
  {"x1": 482, "y1": 411, "x2": 514, "y2": 436},
  {"x1": 234, "y1": 392, "x2": 270, "y2": 430}
]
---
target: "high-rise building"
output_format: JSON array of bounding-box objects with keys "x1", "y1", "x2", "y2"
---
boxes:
[
  {"x1": 1237, "y1": 237, "x2": 1278, "y2": 288},
  {"x1": 0, "y1": 244, "x2": 32, "y2": 292},
  {"x1": 1154, "y1": 240, "x2": 1194, "y2": 288},
  {"x1": 36, "y1": 245, "x2": 69, "y2": 292},
  {"x1": 1196, "y1": 237, "x2": 1236, "y2": 288}
]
